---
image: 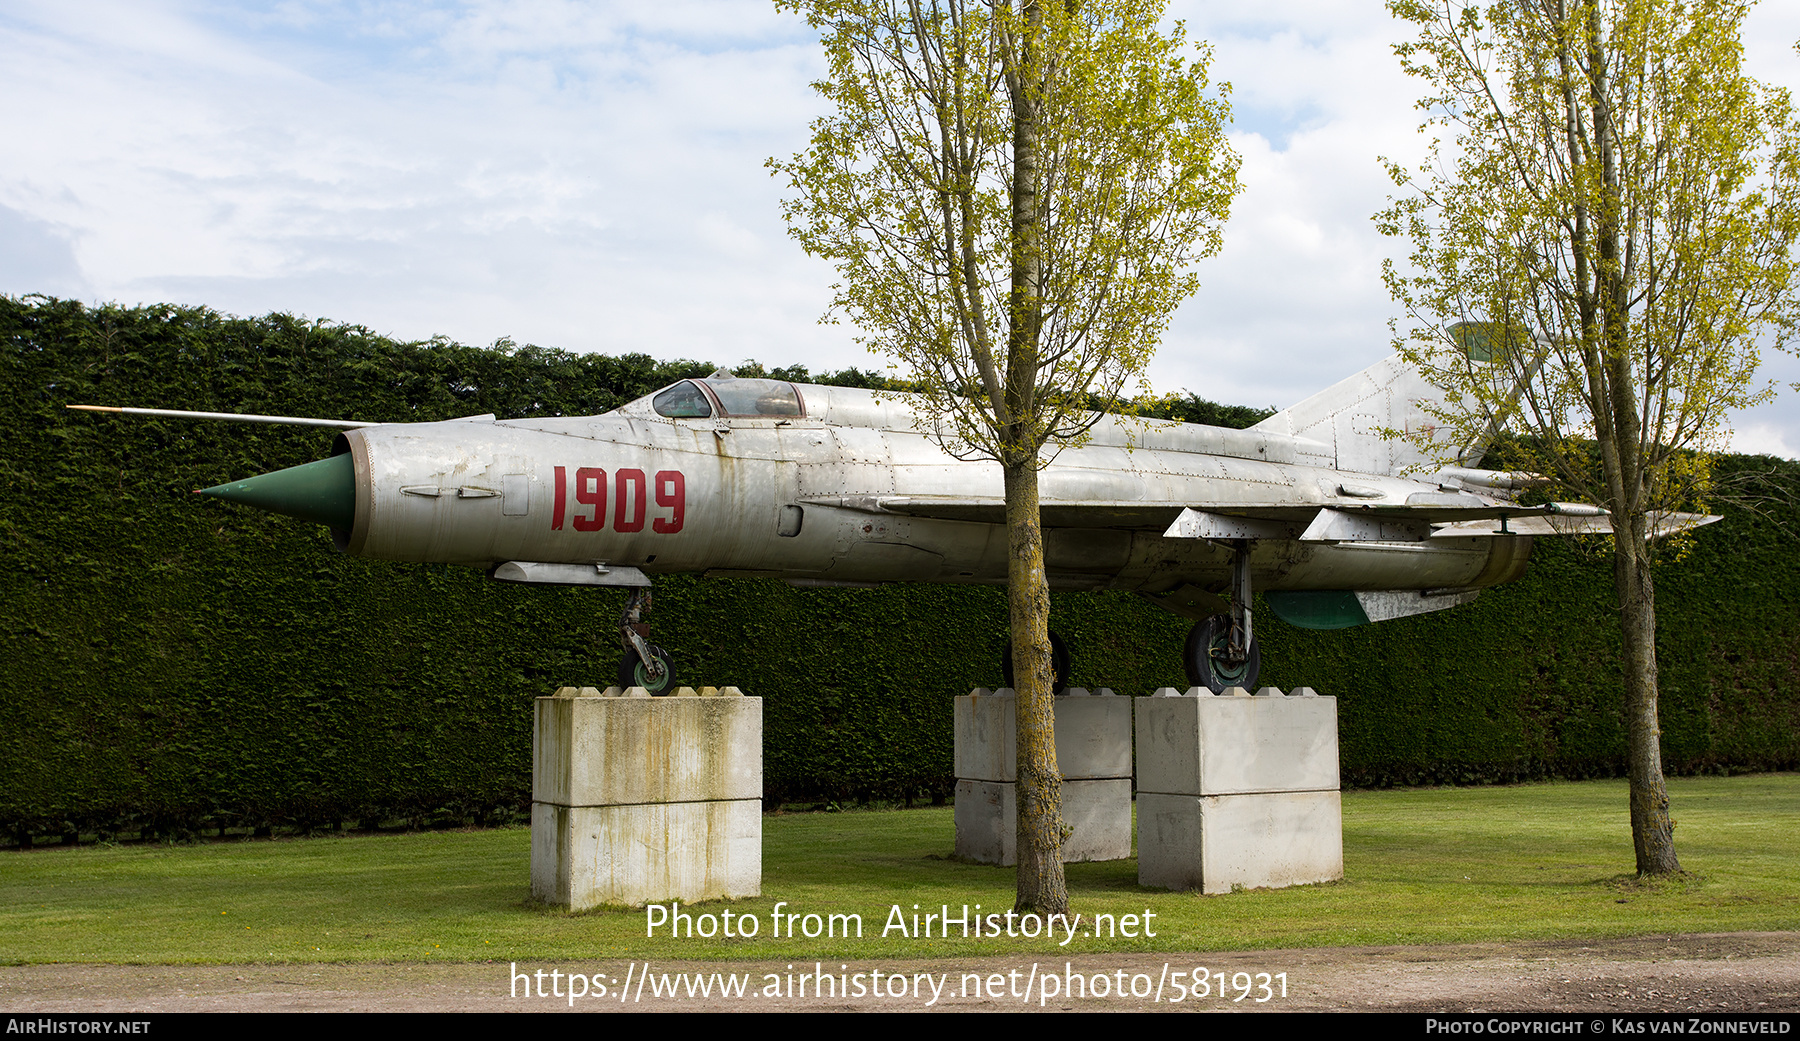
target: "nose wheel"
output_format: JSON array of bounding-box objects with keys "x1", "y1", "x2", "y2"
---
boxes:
[
  {"x1": 618, "y1": 587, "x2": 677, "y2": 695},
  {"x1": 618, "y1": 643, "x2": 678, "y2": 695}
]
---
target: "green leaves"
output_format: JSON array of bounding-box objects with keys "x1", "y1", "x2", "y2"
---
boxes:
[
  {"x1": 1379, "y1": 0, "x2": 1800, "y2": 874},
  {"x1": 772, "y1": 0, "x2": 1240, "y2": 465},
  {"x1": 1379, "y1": 0, "x2": 1800, "y2": 522}
]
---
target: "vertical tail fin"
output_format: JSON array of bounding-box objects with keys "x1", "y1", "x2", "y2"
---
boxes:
[{"x1": 1251, "y1": 354, "x2": 1480, "y2": 477}]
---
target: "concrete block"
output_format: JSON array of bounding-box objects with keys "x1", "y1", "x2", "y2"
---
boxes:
[
  {"x1": 532, "y1": 693, "x2": 763, "y2": 909},
  {"x1": 954, "y1": 693, "x2": 1015, "y2": 782},
  {"x1": 533, "y1": 695, "x2": 763, "y2": 806},
  {"x1": 1134, "y1": 688, "x2": 1338, "y2": 796},
  {"x1": 953, "y1": 689, "x2": 1132, "y2": 782},
  {"x1": 953, "y1": 779, "x2": 1009, "y2": 864},
  {"x1": 1136, "y1": 791, "x2": 1343, "y2": 893},
  {"x1": 1060, "y1": 777, "x2": 1133, "y2": 862},
  {"x1": 530, "y1": 799, "x2": 762, "y2": 909},
  {"x1": 953, "y1": 778, "x2": 1131, "y2": 866},
  {"x1": 1055, "y1": 691, "x2": 1133, "y2": 780}
]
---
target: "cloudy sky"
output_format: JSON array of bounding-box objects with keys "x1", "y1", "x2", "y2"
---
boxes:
[{"x1": 4, "y1": 0, "x2": 1798, "y2": 455}]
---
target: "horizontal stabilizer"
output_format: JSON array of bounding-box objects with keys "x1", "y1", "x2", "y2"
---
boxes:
[{"x1": 1432, "y1": 511, "x2": 1722, "y2": 540}]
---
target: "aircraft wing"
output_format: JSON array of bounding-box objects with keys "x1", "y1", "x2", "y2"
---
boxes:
[
  {"x1": 800, "y1": 495, "x2": 1186, "y2": 528},
  {"x1": 799, "y1": 494, "x2": 1562, "y2": 529},
  {"x1": 799, "y1": 494, "x2": 1718, "y2": 542}
]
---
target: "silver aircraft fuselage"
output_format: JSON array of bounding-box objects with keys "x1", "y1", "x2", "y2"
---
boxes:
[
  {"x1": 330, "y1": 377, "x2": 1533, "y2": 603},
  {"x1": 75, "y1": 354, "x2": 1718, "y2": 691}
]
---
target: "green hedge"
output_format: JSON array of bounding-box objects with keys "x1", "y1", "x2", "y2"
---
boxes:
[{"x1": 3, "y1": 295, "x2": 1796, "y2": 843}]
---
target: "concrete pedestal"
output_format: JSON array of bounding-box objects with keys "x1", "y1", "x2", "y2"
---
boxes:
[
  {"x1": 954, "y1": 777, "x2": 1132, "y2": 865},
  {"x1": 953, "y1": 688, "x2": 1132, "y2": 865},
  {"x1": 530, "y1": 685, "x2": 761, "y2": 909},
  {"x1": 1135, "y1": 686, "x2": 1342, "y2": 894}
]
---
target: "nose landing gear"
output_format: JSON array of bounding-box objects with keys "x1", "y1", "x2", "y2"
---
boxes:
[{"x1": 618, "y1": 586, "x2": 677, "y2": 695}]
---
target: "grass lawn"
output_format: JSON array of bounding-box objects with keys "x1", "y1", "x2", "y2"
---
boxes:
[{"x1": 1, "y1": 774, "x2": 1795, "y2": 965}]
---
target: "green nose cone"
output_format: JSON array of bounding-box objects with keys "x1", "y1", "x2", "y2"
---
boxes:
[{"x1": 199, "y1": 453, "x2": 356, "y2": 531}]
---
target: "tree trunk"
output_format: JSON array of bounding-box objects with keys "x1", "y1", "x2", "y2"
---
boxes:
[
  {"x1": 1614, "y1": 518, "x2": 1681, "y2": 875},
  {"x1": 1580, "y1": 5, "x2": 1678, "y2": 877},
  {"x1": 998, "y1": 0, "x2": 1065, "y2": 914},
  {"x1": 1005, "y1": 457, "x2": 1068, "y2": 913}
]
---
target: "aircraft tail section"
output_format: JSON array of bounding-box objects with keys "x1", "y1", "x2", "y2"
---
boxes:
[{"x1": 1251, "y1": 353, "x2": 1480, "y2": 477}]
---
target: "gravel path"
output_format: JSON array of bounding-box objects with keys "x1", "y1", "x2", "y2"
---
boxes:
[{"x1": 3, "y1": 932, "x2": 1796, "y2": 1012}]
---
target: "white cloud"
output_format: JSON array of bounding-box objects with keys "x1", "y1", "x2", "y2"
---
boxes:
[
  {"x1": 1, "y1": 0, "x2": 1795, "y2": 453},
  {"x1": 1728, "y1": 422, "x2": 1799, "y2": 461}
]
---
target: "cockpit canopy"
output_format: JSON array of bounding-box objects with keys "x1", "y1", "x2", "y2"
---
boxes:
[{"x1": 648, "y1": 378, "x2": 804, "y2": 419}]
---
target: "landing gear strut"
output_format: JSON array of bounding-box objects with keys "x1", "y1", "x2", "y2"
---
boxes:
[
  {"x1": 617, "y1": 586, "x2": 677, "y2": 695},
  {"x1": 1183, "y1": 539, "x2": 1260, "y2": 693}
]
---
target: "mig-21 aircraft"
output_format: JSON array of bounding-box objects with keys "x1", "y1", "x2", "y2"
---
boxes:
[{"x1": 71, "y1": 349, "x2": 1716, "y2": 694}]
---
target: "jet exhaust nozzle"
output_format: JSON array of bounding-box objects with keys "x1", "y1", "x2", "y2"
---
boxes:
[{"x1": 198, "y1": 453, "x2": 356, "y2": 531}]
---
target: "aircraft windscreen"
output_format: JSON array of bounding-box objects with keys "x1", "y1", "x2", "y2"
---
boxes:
[
  {"x1": 652, "y1": 381, "x2": 713, "y2": 418},
  {"x1": 704, "y1": 378, "x2": 802, "y2": 418}
]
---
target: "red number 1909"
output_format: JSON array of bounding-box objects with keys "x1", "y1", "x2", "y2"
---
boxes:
[{"x1": 550, "y1": 466, "x2": 685, "y2": 534}]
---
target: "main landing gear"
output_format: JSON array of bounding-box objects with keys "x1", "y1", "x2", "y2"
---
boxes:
[
  {"x1": 1184, "y1": 614, "x2": 1259, "y2": 693},
  {"x1": 1183, "y1": 538, "x2": 1261, "y2": 693},
  {"x1": 611, "y1": 542, "x2": 1260, "y2": 698},
  {"x1": 618, "y1": 586, "x2": 677, "y2": 695}
]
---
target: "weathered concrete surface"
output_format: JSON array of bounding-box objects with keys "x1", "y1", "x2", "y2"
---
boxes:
[
  {"x1": 533, "y1": 692, "x2": 762, "y2": 806},
  {"x1": 953, "y1": 689, "x2": 1132, "y2": 782},
  {"x1": 530, "y1": 800, "x2": 761, "y2": 910},
  {"x1": 1135, "y1": 790, "x2": 1344, "y2": 894},
  {"x1": 1134, "y1": 687, "x2": 1337, "y2": 797},
  {"x1": 1135, "y1": 687, "x2": 1342, "y2": 894},
  {"x1": 953, "y1": 688, "x2": 1133, "y2": 864},
  {"x1": 531, "y1": 690, "x2": 762, "y2": 909},
  {"x1": 953, "y1": 778, "x2": 1132, "y2": 866}
]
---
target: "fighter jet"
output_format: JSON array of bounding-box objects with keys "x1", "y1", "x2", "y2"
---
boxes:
[{"x1": 70, "y1": 350, "x2": 1716, "y2": 694}]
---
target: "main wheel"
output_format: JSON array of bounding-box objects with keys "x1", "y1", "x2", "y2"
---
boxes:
[
  {"x1": 1184, "y1": 616, "x2": 1260, "y2": 693},
  {"x1": 1002, "y1": 632, "x2": 1071, "y2": 695},
  {"x1": 618, "y1": 644, "x2": 677, "y2": 695}
]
